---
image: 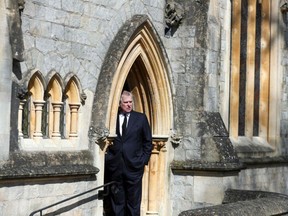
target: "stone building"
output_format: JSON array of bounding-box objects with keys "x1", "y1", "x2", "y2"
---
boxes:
[{"x1": 1, "y1": 0, "x2": 288, "y2": 215}]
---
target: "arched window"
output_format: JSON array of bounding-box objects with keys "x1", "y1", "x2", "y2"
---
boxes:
[
  {"x1": 23, "y1": 72, "x2": 45, "y2": 139},
  {"x1": 46, "y1": 74, "x2": 63, "y2": 139},
  {"x1": 64, "y1": 76, "x2": 82, "y2": 139},
  {"x1": 18, "y1": 71, "x2": 84, "y2": 150}
]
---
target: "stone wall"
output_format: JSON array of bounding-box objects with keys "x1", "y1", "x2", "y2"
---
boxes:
[
  {"x1": 0, "y1": 180, "x2": 100, "y2": 216},
  {"x1": 172, "y1": 165, "x2": 288, "y2": 216},
  {"x1": 2, "y1": 0, "x2": 288, "y2": 215}
]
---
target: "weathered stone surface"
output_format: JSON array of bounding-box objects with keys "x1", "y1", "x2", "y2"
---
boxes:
[
  {"x1": 172, "y1": 112, "x2": 242, "y2": 172},
  {"x1": 179, "y1": 189, "x2": 288, "y2": 216},
  {"x1": 0, "y1": 151, "x2": 98, "y2": 179}
]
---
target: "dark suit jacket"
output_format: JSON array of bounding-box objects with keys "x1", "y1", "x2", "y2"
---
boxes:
[{"x1": 105, "y1": 111, "x2": 153, "y2": 174}]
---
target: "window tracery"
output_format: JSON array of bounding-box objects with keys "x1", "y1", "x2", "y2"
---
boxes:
[{"x1": 17, "y1": 71, "x2": 84, "y2": 149}]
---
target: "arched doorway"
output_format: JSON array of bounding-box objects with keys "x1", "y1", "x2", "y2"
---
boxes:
[{"x1": 91, "y1": 15, "x2": 173, "y2": 215}]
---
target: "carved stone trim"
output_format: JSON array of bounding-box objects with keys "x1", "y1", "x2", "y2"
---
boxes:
[{"x1": 152, "y1": 135, "x2": 169, "y2": 152}]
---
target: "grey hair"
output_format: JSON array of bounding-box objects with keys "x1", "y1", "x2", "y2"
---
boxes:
[{"x1": 120, "y1": 90, "x2": 133, "y2": 103}]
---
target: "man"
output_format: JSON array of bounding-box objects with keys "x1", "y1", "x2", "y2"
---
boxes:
[{"x1": 105, "y1": 90, "x2": 153, "y2": 216}]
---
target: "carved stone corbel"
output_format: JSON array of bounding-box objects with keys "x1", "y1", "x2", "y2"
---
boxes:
[
  {"x1": 17, "y1": 85, "x2": 29, "y2": 100},
  {"x1": 152, "y1": 135, "x2": 169, "y2": 153},
  {"x1": 88, "y1": 126, "x2": 109, "y2": 147},
  {"x1": 88, "y1": 125, "x2": 118, "y2": 154},
  {"x1": 170, "y1": 131, "x2": 182, "y2": 147},
  {"x1": 80, "y1": 92, "x2": 87, "y2": 105}
]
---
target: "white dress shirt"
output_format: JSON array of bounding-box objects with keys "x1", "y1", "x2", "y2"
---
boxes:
[{"x1": 119, "y1": 113, "x2": 130, "y2": 136}]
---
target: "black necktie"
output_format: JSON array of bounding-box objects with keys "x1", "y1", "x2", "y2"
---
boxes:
[{"x1": 122, "y1": 114, "x2": 127, "y2": 137}]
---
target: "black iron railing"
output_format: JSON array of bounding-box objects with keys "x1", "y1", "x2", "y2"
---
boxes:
[{"x1": 29, "y1": 181, "x2": 116, "y2": 216}]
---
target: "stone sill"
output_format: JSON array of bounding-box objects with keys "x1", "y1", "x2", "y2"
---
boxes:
[
  {"x1": 0, "y1": 151, "x2": 99, "y2": 181},
  {"x1": 240, "y1": 155, "x2": 288, "y2": 167},
  {"x1": 171, "y1": 160, "x2": 244, "y2": 175},
  {"x1": 0, "y1": 164, "x2": 99, "y2": 180},
  {"x1": 232, "y1": 136, "x2": 275, "y2": 157},
  {"x1": 171, "y1": 156, "x2": 288, "y2": 175}
]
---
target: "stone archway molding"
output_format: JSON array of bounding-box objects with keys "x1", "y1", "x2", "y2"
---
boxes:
[{"x1": 90, "y1": 14, "x2": 173, "y2": 146}]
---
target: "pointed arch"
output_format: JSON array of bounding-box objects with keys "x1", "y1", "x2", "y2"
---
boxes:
[
  {"x1": 91, "y1": 15, "x2": 173, "y2": 136},
  {"x1": 46, "y1": 73, "x2": 64, "y2": 138},
  {"x1": 27, "y1": 71, "x2": 46, "y2": 138},
  {"x1": 28, "y1": 71, "x2": 45, "y2": 101},
  {"x1": 64, "y1": 75, "x2": 82, "y2": 138},
  {"x1": 107, "y1": 23, "x2": 172, "y2": 135},
  {"x1": 47, "y1": 73, "x2": 63, "y2": 102},
  {"x1": 65, "y1": 76, "x2": 81, "y2": 104}
]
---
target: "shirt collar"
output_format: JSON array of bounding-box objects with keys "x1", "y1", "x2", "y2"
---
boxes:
[{"x1": 120, "y1": 112, "x2": 130, "y2": 117}]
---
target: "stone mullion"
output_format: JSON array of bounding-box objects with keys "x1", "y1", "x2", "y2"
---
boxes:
[
  {"x1": 259, "y1": 0, "x2": 270, "y2": 139},
  {"x1": 245, "y1": 0, "x2": 257, "y2": 138},
  {"x1": 18, "y1": 100, "x2": 26, "y2": 138},
  {"x1": 51, "y1": 102, "x2": 63, "y2": 139},
  {"x1": 229, "y1": 0, "x2": 241, "y2": 139},
  {"x1": 69, "y1": 103, "x2": 80, "y2": 138},
  {"x1": 268, "y1": 0, "x2": 280, "y2": 146},
  {"x1": 33, "y1": 100, "x2": 45, "y2": 138}
]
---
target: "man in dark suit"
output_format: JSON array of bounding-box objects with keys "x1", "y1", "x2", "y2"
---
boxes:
[{"x1": 105, "y1": 90, "x2": 153, "y2": 216}]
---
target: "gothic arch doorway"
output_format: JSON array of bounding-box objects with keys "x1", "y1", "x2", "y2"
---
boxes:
[{"x1": 91, "y1": 15, "x2": 173, "y2": 215}]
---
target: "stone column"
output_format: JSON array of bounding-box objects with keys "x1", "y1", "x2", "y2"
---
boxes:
[
  {"x1": 51, "y1": 102, "x2": 63, "y2": 139},
  {"x1": 146, "y1": 136, "x2": 167, "y2": 215},
  {"x1": 69, "y1": 103, "x2": 80, "y2": 138},
  {"x1": 18, "y1": 100, "x2": 26, "y2": 138},
  {"x1": 33, "y1": 100, "x2": 45, "y2": 138}
]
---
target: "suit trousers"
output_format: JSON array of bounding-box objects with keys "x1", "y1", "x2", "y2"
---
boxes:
[{"x1": 108, "y1": 160, "x2": 144, "y2": 216}]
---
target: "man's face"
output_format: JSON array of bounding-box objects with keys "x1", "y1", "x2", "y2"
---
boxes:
[{"x1": 120, "y1": 94, "x2": 133, "y2": 113}]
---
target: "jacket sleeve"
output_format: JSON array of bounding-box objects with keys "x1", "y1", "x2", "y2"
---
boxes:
[{"x1": 142, "y1": 114, "x2": 153, "y2": 165}]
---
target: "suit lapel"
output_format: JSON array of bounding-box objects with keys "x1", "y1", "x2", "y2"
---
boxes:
[
  {"x1": 124, "y1": 111, "x2": 137, "y2": 138},
  {"x1": 116, "y1": 112, "x2": 120, "y2": 137}
]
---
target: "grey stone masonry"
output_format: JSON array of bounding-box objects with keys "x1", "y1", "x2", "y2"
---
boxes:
[
  {"x1": 171, "y1": 112, "x2": 242, "y2": 172},
  {"x1": 0, "y1": 151, "x2": 98, "y2": 179}
]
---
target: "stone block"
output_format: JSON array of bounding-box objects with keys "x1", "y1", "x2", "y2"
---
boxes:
[{"x1": 193, "y1": 176, "x2": 224, "y2": 204}]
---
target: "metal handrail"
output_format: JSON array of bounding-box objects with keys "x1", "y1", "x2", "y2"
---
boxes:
[{"x1": 29, "y1": 181, "x2": 116, "y2": 216}]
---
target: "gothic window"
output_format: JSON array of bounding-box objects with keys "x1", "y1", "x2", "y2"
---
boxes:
[
  {"x1": 64, "y1": 76, "x2": 81, "y2": 139},
  {"x1": 229, "y1": 0, "x2": 275, "y2": 147},
  {"x1": 46, "y1": 74, "x2": 63, "y2": 139},
  {"x1": 25, "y1": 72, "x2": 46, "y2": 139},
  {"x1": 18, "y1": 72, "x2": 83, "y2": 146}
]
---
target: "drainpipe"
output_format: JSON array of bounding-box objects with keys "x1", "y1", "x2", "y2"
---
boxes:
[{"x1": 0, "y1": 0, "x2": 13, "y2": 160}]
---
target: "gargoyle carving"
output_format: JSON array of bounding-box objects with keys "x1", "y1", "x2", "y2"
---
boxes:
[
  {"x1": 165, "y1": 1, "x2": 185, "y2": 37},
  {"x1": 88, "y1": 126, "x2": 109, "y2": 145}
]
